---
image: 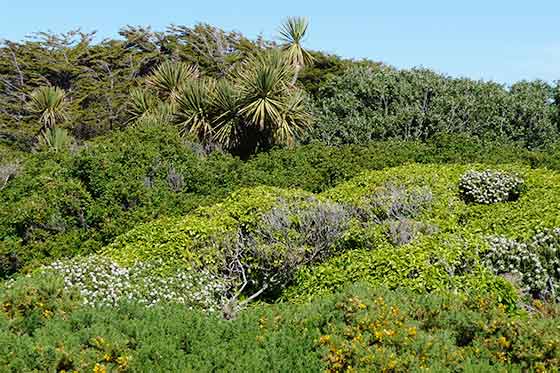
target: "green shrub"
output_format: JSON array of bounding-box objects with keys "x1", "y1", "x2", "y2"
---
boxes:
[
  {"x1": 3, "y1": 124, "x2": 560, "y2": 278},
  {"x1": 103, "y1": 186, "x2": 315, "y2": 267},
  {"x1": 286, "y1": 164, "x2": 560, "y2": 305},
  {"x1": 321, "y1": 163, "x2": 560, "y2": 238},
  {"x1": 284, "y1": 234, "x2": 518, "y2": 308},
  {"x1": 306, "y1": 65, "x2": 558, "y2": 148},
  {"x1": 1, "y1": 283, "x2": 559, "y2": 372},
  {"x1": 316, "y1": 285, "x2": 560, "y2": 372},
  {"x1": 0, "y1": 123, "x2": 242, "y2": 276},
  {"x1": 0, "y1": 271, "x2": 81, "y2": 335}
]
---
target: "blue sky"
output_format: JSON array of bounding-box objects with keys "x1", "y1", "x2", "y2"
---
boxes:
[{"x1": 2, "y1": 1, "x2": 559, "y2": 84}]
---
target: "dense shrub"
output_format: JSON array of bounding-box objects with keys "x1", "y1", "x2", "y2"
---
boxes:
[
  {"x1": 315, "y1": 285, "x2": 560, "y2": 372},
  {"x1": 0, "y1": 271, "x2": 81, "y2": 335},
  {"x1": 3, "y1": 123, "x2": 560, "y2": 277},
  {"x1": 484, "y1": 230, "x2": 560, "y2": 302},
  {"x1": 0, "y1": 123, "x2": 242, "y2": 276},
  {"x1": 321, "y1": 163, "x2": 560, "y2": 238},
  {"x1": 286, "y1": 164, "x2": 560, "y2": 304},
  {"x1": 103, "y1": 186, "x2": 315, "y2": 267},
  {"x1": 1, "y1": 283, "x2": 559, "y2": 372},
  {"x1": 219, "y1": 198, "x2": 356, "y2": 310},
  {"x1": 107, "y1": 163, "x2": 560, "y2": 307},
  {"x1": 284, "y1": 235, "x2": 518, "y2": 307},
  {"x1": 459, "y1": 169, "x2": 524, "y2": 204},
  {"x1": 306, "y1": 65, "x2": 558, "y2": 148},
  {"x1": 46, "y1": 256, "x2": 228, "y2": 310}
]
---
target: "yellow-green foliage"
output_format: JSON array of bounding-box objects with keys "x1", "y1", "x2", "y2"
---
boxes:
[
  {"x1": 102, "y1": 163, "x2": 560, "y2": 307},
  {"x1": 103, "y1": 186, "x2": 315, "y2": 268},
  {"x1": 322, "y1": 163, "x2": 560, "y2": 238},
  {"x1": 287, "y1": 164, "x2": 560, "y2": 304}
]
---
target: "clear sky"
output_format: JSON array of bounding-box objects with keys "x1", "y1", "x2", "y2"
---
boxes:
[{"x1": 1, "y1": 0, "x2": 559, "y2": 84}]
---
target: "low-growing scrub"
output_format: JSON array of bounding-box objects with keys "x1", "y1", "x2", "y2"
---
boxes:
[
  {"x1": 3, "y1": 125, "x2": 560, "y2": 277},
  {"x1": 0, "y1": 283, "x2": 558, "y2": 372}
]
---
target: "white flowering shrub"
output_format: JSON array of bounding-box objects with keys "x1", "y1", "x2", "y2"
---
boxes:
[
  {"x1": 459, "y1": 170, "x2": 524, "y2": 204},
  {"x1": 483, "y1": 230, "x2": 560, "y2": 301},
  {"x1": 45, "y1": 256, "x2": 228, "y2": 312}
]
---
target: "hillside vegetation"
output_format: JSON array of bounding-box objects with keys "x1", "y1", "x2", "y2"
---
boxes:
[{"x1": 1, "y1": 17, "x2": 560, "y2": 372}]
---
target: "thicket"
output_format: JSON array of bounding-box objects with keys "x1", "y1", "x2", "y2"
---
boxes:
[
  {"x1": 2, "y1": 23, "x2": 560, "y2": 153},
  {"x1": 306, "y1": 65, "x2": 560, "y2": 149},
  {"x1": 4, "y1": 123, "x2": 560, "y2": 277},
  {"x1": 2, "y1": 18, "x2": 560, "y2": 372},
  {"x1": 1, "y1": 280, "x2": 559, "y2": 372}
]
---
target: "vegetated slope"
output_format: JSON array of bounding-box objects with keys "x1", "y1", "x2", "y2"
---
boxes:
[
  {"x1": 1, "y1": 280, "x2": 559, "y2": 371},
  {"x1": 287, "y1": 163, "x2": 560, "y2": 302},
  {"x1": 104, "y1": 163, "x2": 560, "y2": 307},
  {"x1": 2, "y1": 163, "x2": 560, "y2": 371},
  {"x1": 4, "y1": 121, "x2": 560, "y2": 278}
]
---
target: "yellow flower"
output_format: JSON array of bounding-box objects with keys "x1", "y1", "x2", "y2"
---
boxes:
[
  {"x1": 319, "y1": 335, "x2": 331, "y2": 345},
  {"x1": 117, "y1": 356, "x2": 129, "y2": 369},
  {"x1": 383, "y1": 329, "x2": 395, "y2": 337},
  {"x1": 408, "y1": 326, "x2": 417, "y2": 337},
  {"x1": 103, "y1": 353, "x2": 111, "y2": 362},
  {"x1": 497, "y1": 336, "x2": 510, "y2": 349},
  {"x1": 93, "y1": 363, "x2": 107, "y2": 373}
]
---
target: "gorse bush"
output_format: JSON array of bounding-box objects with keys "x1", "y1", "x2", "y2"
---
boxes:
[
  {"x1": 1, "y1": 283, "x2": 559, "y2": 372},
  {"x1": 459, "y1": 169, "x2": 524, "y2": 204},
  {"x1": 0, "y1": 271, "x2": 81, "y2": 335}
]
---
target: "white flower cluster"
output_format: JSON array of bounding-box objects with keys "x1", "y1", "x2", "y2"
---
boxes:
[
  {"x1": 459, "y1": 170, "x2": 524, "y2": 204},
  {"x1": 484, "y1": 231, "x2": 560, "y2": 301},
  {"x1": 45, "y1": 256, "x2": 228, "y2": 312}
]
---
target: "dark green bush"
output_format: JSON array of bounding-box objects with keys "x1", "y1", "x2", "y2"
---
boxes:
[
  {"x1": 306, "y1": 65, "x2": 558, "y2": 148},
  {"x1": 1, "y1": 283, "x2": 558, "y2": 372},
  {"x1": 0, "y1": 123, "x2": 242, "y2": 276}
]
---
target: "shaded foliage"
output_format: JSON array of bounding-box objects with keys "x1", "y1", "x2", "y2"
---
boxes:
[{"x1": 306, "y1": 64, "x2": 559, "y2": 148}]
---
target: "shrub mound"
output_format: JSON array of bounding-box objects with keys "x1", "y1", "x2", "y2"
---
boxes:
[
  {"x1": 1, "y1": 282, "x2": 559, "y2": 372},
  {"x1": 103, "y1": 186, "x2": 316, "y2": 268},
  {"x1": 286, "y1": 164, "x2": 560, "y2": 304},
  {"x1": 459, "y1": 169, "x2": 524, "y2": 204},
  {"x1": 95, "y1": 163, "x2": 560, "y2": 309}
]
